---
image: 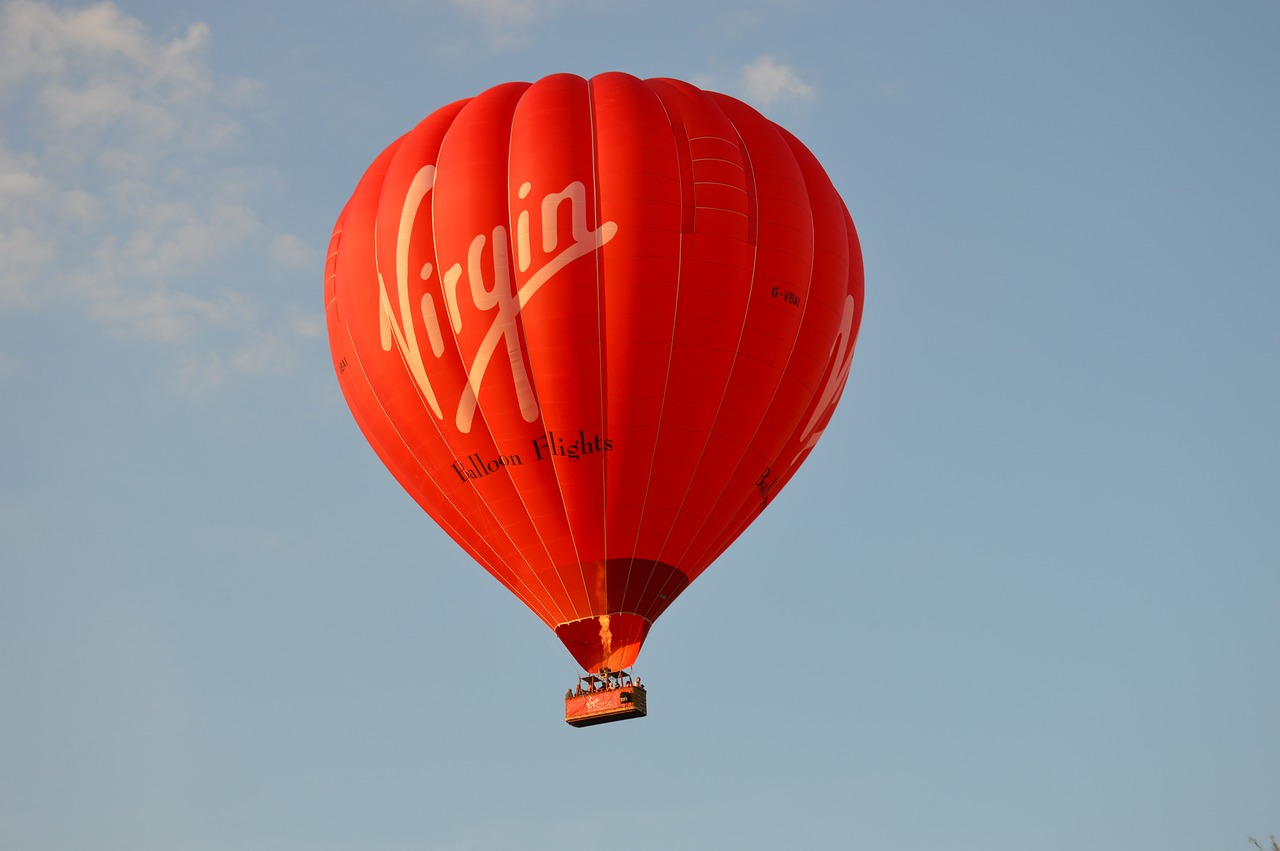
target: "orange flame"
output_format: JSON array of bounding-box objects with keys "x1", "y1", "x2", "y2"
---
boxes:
[{"x1": 597, "y1": 614, "x2": 613, "y2": 666}]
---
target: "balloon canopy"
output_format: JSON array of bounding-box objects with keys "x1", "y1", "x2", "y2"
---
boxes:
[{"x1": 324, "y1": 72, "x2": 863, "y2": 672}]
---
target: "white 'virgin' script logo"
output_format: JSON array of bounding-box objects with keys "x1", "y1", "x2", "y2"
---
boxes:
[{"x1": 377, "y1": 166, "x2": 618, "y2": 434}]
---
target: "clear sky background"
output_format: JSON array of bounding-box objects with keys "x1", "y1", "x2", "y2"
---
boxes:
[{"x1": 1, "y1": 1, "x2": 1277, "y2": 849}]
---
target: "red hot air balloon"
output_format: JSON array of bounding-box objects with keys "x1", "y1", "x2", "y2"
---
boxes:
[{"x1": 325, "y1": 72, "x2": 863, "y2": 682}]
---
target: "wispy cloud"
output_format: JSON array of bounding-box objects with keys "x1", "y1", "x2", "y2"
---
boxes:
[
  {"x1": 0, "y1": 0, "x2": 308, "y2": 386},
  {"x1": 0, "y1": 349, "x2": 24, "y2": 376},
  {"x1": 164, "y1": 349, "x2": 228, "y2": 396},
  {"x1": 447, "y1": 0, "x2": 561, "y2": 50},
  {"x1": 269, "y1": 234, "x2": 316, "y2": 271},
  {"x1": 741, "y1": 55, "x2": 816, "y2": 107}
]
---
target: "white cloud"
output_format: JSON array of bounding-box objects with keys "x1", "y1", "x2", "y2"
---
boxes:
[
  {"x1": 0, "y1": 1, "x2": 307, "y2": 386},
  {"x1": 231, "y1": 331, "x2": 294, "y2": 375},
  {"x1": 62, "y1": 188, "x2": 97, "y2": 219},
  {"x1": 0, "y1": 0, "x2": 211, "y2": 91},
  {"x1": 0, "y1": 154, "x2": 45, "y2": 198},
  {"x1": 448, "y1": 0, "x2": 561, "y2": 50},
  {"x1": 0, "y1": 221, "x2": 55, "y2": 307},
  {"x1": 0, "y1": 349, "x2": 25, "y2": 376},
  {"x1": 88, "y1": 286, "x2": 257, "y2": 345},
  {"x1": 286, "y1": 305, "x2": 325, "y2": 340},
  {"x1": 0, "y1": 143, "x2": 56, "y2": 305},
  {"x1": 88, "y1": 198, "x2": 260, "y2": 285},
  {"x1": 164, "y1": 349, "x2": 228, "y2": 395},
  {"x1": 162, "y1": 317, "x2": 312, "y2": 398},
  {"x1": 269, "y1": 234, "x2": 316, "y2": 270},
  {"x1": 741, "y1": 55, "x2": 815, "y2": 107},
  {"x1": 451, "y1": 0, "x2": 540, "y2": 21},
  {"x1": 0, "y1": 1, "x2": 243, "y2": 298}
]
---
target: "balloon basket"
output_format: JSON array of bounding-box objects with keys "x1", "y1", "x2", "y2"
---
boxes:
[{"x1": 564, "y1": 668, "x2": 647, "y2": 728}]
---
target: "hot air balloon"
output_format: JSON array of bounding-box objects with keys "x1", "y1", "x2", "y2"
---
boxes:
[{"x1": 324, "y1": 72, "x2": 863, "y2": 725}]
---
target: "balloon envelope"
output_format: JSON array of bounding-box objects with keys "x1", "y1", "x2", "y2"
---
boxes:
[{"x1": 325, "y1": 72, "x2": 863, "y2": 672}]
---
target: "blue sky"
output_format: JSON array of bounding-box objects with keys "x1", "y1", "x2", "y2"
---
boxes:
[{"x1": 1, "y1": 1, "x2": 1277, "y2": 849}]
